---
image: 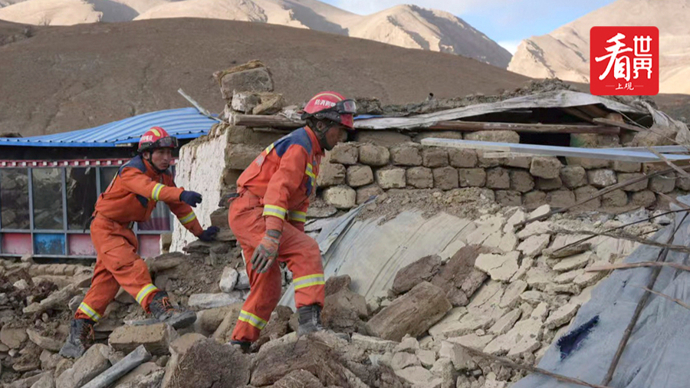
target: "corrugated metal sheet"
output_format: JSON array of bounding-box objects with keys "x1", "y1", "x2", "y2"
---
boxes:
[{"x1": 0, "y1": 108, "x2": 219, "y2": 147}]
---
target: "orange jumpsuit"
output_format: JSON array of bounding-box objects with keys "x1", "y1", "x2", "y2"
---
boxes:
[
  {"x1": 230, "y1": 127, "x2": 325, "y2": 343},
  {"x1": 75, "y1": 155, "x2": 203, "y2": 323}
]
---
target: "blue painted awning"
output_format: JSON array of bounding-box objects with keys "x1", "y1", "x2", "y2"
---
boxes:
[{"x1": 0, "y1": 108, "x2": 219, "y2": 147}]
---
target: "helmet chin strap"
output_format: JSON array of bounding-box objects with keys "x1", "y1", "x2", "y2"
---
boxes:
[
  {"x1": 311, "y1": 120, "x2": 336, "y2": 151},
  {"x1": 144, "y1": 152, "x2": 166, "y2": 174}
]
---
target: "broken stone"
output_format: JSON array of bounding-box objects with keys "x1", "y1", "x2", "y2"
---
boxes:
[
  {"x1": 366, "y1": 282, "x2": 452, "y2": 342},
  {"x1": 488, "y1": 310, "x2": 521, "y2": 335},
  {"x1": 486, "y1": 168, "x2": 510, "y2": 189},
  {"x1": 439, "y1": 341, "x2": 472, "y2": 371},
  {"x1": 546, "y1": 189, "x2": 576, "y2": 208},
  {"x1": 465, "y1": 131, "x2": 519, "y2": 143},
  {"x1": 522, "y1": 191, "x2": 546, "y2": 210},
  {"x1": 272, "y1": 370, "x2": 324, "y2": 388},
  {"x1": 530, "y1": 157, "x2": 562, "y2": 179},
  {"x1": 393, "y1": 255, "x2": 442, "y2": 295},
  {"x1": 517, "y1": 221, "x2": 552, "y2": 239},
  {"x1": 530, "y1": 302, "x2": 550, "y2": 322},
  {"x1": 231, "y1": 91, "x2": 260, "y2": 113},
  {"x1": 316, "y1": 162, "x2": 346, "y2": 187},
  {"x1": 545, "y1": 303, "x2": 580, "y2": 329},
  {"x1": 552, "y1": 252, "x2": 596, "y2": 272},
  {"x1": 26, "y1": 329, "x2": 62, "y2": 352},
  {"x1": 417, "y1": 349, "x2": 437, "y2": 368},
  {"x1": 553, "y1": 270, "x2": 584, "y2": 284},
  {"x1": 219, "y1": 267, "x2": 239, "y2": 293},
  {"x1": 520, "y1": 291, "x2": 545, "y2": 305},
  {"x1": 29, "y1": 374, "x2": 54, "y2": 388},
  {"x1": 457, "y1": 168, "x2": 486, "y2": 188},
  {"x1": 406, "y1": 167, "x2": 434, "y2": 189},
  {"x1": 560, "y1": 166, "x2": 587, "y2": 189},
  {"x1": 109, "y1": 323, "x2": 177, "y2": 356},
  {"x1": 166, "y1": 339, "x2": 250, "y2": 388},
  {"x1": 573, "y1": 262, "x2": 608, "y2": 287},
  {"x1": 428, "y1": 308, "x2": 468, "y2": 340},
  {"x1": 566, "y1": 157, "x2": 610, "y2": 169},
  {"x1": 617, "y1": 173, "x2": 648, "y2": 192},
  {"x1": 236, "y1": 269, "x2": 250, "y2": 290},
  {"x1": 346, "y1": 165, "x2": 374, "y2": 187},
  {"x1": 475, "y1": 252, "x2": 520, "y2": 282},
  {"x1": 216, "y1": 61, "x2": 273, "y2": 99},
  {"x1": 630, "y1": 190, "x2": 656, "y2": 208},
  {"x1": 1, "y1": 326, "x2": 27, "y2": 349},
  {"x1": 391, "y1": 144, "x2": 422, "y2": 166},
  {"x1": 55, "y1": 344, "x2": 111, "y2": 388},
  {"x1": 321, "y1": 289, "x2": 368, "y2": 334},
  {"x1": 114, "y1": 361, "x2": 161, "y2": 387},
  {"x1": 509, "y1": 170, "x2": 535, "y2": 193},
  {"x1": 356, "y1": 184, "x2": 384, "y2": 204},
  {"x1": 358, "y1": 144, "x2": 390, "y2": 166},
  {"x1": 587, "y1": 169, "x2": 617, "y2": 188},
  {"x1": 517, "y1": 234, "x2": 550, "y2": 258},
  {"x1": 495, "y1": 190, "x2": 522, "y2": 206},
  {"x1": 391, "y1": 352, "x2": 421, "y2": 370},
  {"x1": 322, "y1": 185, "x2": 356, "y2": 209},
  {"x1": 434, "y1": 166, "x2": 460, "y2": 190},
  {"x1": 499, "y1": 280, "x2": 527, "y2": 309},
  {"x1": 449, "y1": 149, "x2": 478, "y2": 168},
  {"x1": 423, "y1": 148, "x2": 449, "y2": 167},
  {"x1": 188, "y1": 292, "x2": 244, "y2": 309},
  {"x1": 525, "y1": 267, "x2": 558, "y2": 291},
  {"x1": 395, "y1": 366, "x2": 442, "y2": 388},
  {"x1": 350, "y1": 333, "x2": 398, "y2": 353},
  {"x1": 331, "y1": 143, "x2": 359, "y2": 165},
  {"x1": 536, "y1": 177, "x2": 563, "y2": 191},
  {"x1": 376, "y1": 167, "x2": 406, "y2": 189},
  {"x1": 650, "y1": 173, "x2": 676, "y2": 193},
  {"x1": 613, "y1": 160, "x2": 641, "y2": 172}
]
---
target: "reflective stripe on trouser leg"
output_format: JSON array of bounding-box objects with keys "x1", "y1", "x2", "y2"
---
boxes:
[
  {"x1": 136, "y1": 283, "x2": 158, "y2": 305},
  {"x1": 293, "y1": 274, "x2": 325, "y2": 290},
  {"x1": 77, "y1": 302, "x2": 102, "y2": 322},
  {"x1": 237, "y1": 310, "x2": 267, "y2": 330}
]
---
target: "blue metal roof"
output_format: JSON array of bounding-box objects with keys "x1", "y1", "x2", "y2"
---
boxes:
[{"x1": 0, "y1": 107, "x2": 219, "y2": 147}]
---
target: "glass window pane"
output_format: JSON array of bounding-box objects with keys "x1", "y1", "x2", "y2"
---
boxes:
[
  {"x1": 34, "y1": 233, "x2": 65, "y2": 255},
  {"x1": 66, "y1": 167, "x2": 97, "y2": 230},
  {"x1": 1, "y1": 169, "x2": 31, "y2": 229},
  {"x1": 32, "y1": 168, "x2": 64, "y2": 230},
  {"x1": 99, "y1": 167, "x2": 119, "y2": 194},
  {"x1": 138, "y1": 202, "x2": 171, "y2": 231}
]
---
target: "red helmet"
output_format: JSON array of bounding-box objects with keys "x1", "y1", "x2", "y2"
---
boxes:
[
  {"x1": 138, "y1": 126, "x2": 179, "y2": 153},
  {"x1": 301, "y1": 91, "x2": 356, "y2": 130}
]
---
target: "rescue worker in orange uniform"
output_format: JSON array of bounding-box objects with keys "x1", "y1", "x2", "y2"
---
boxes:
[
  {"x1": 60, "y1": 126, "x2": 219, "y2": 358},
  {"x1": 228, "y1": 91, "x2": 357, "y2": 351}
]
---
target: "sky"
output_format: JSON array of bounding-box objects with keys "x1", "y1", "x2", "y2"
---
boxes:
[{"x1": 323, "y1": 0, "x2": 618, "y2": 54}]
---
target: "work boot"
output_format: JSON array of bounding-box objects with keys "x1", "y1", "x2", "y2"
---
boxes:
[
  {"x1": 148, "y1": 291, "x2": 197, "y2": 329},
  {"x1": 229, "y1": 340, "x2": 251, "y2": 353},
  {"x1": 59, "y1": 319, "x2": 95, "y2": 359},
  {"x1": 297, "y1": 304, "x2": 325, "y2": 336}
]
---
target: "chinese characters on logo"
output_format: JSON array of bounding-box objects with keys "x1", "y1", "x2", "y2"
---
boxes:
[{"x1": 590, "y1": 27, "x2": 658, "y2": 95}]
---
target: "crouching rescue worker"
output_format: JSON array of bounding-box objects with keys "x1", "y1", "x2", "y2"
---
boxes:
[
  {"x1": 60, "y1": 126, "x2": 220, "y2": 358},
  {"x1": 228, "y1": 91, "x2": 356, "y2": 351}
]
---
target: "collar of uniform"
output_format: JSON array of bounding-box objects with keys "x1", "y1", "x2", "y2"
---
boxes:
[
  {"x1": 304, "y1": 126, "x2": 323, "y2": 156},
  {"x1": 142, "y1": 156, "x2": 162, "y2": 178}
]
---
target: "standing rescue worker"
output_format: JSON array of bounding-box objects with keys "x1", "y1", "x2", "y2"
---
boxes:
[
  {"x1": 228, "y1": 91, "x2": 356, "y2": 351},
  {"x1": 60, "y1": 126, "x2": 219, "y2": 358}
]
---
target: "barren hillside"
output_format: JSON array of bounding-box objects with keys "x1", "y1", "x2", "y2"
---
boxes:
[
  {"x1": 0, "y1": 18, "x2": 529, "y2": 137},
  {"x1": 0, "y1": 0, "x2": 512, "y2": 67},
  {"x1": 508, "y1": 0, "x2": 690, "y2": 94}
]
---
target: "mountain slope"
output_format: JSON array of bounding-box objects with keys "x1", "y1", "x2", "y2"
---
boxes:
[
  {"x1": 0, "y1": 0, "x2": 511, "y2": 67},
  {"x1": 508, "y1": 0, "x2": 690, "y2": 93},
  {"x1": 0, "y1": 18, "x2": 529, "y2": 137}
]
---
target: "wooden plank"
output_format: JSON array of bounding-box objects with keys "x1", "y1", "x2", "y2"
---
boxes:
[
  {"x1": 420, "y1": 138, "x2": 690, "y2": 163},
  {"x1": 427, "y1": 121, "x2": 619, "y2": 134},
  {"x1": 232, "y1": 114, "x2": 303, "y2": 129},
  {"x1": 593, "y1": 118, "x2": 645, "y2": 132},
  {"x1": 561, "y1": 107, "x2": 596, "y2": 123}
]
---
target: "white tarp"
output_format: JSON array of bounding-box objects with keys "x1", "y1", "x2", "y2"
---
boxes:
[
  {"x1": 515, "y1": 197, "x2": 690, "y2": 388},
  {"x1": 279, "y1": 209, "x2": 477, "y2": 309}
]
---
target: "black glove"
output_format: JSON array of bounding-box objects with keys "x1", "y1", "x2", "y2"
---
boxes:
[
  {"x1": 180, "y1": 190, "x2": 202, "y2": 207},
  {"x1": 199, "y1": 226, "x2": 220, "y2": 242}
]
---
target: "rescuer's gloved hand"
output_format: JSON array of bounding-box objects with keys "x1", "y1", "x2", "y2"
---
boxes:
[
  {"x1": 180, "y1": 191, "x2": 202, "y2": 207},
  {"x1": 198, "y1": 226, "x2": 220, "y2": 242},
  {"x1": 251, "y1": 230, "x2": 281, "y2": 273}
]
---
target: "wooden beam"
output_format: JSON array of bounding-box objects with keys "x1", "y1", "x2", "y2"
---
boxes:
[
  {"x1": 427, "y1": 121, "x2": 620, "y2": 134},
  {"x1": 421, "y1": 138, "x2": 690, "y2": 163},
  {"x1": 561, "y1": 107, "x2": 596, "y2": 123},
  {"x1": 593, "y1": 118, "x2": 645, "y2": 132},
  {"x1": 232, "y1": 114, "x2": 619, "y2": 134}
]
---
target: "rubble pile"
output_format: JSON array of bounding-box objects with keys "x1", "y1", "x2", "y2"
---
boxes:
[{"x1": 0, "y1": 192, "x2": 668, "y2": 388}]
